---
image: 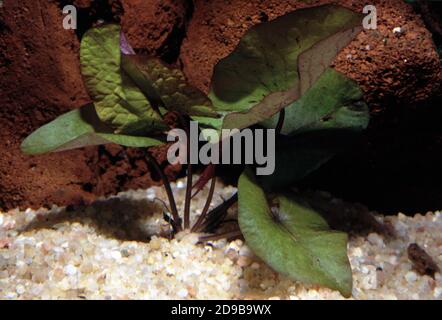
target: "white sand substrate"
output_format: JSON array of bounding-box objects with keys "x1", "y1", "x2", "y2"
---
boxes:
[{"x1": 0, "y1": 178, "x2": 441, "y2": 300}]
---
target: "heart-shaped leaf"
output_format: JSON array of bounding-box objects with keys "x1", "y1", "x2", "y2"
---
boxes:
[
  {"x1": 238, "y1": 170, "x2": 352, "y2": 297},
  {"x1": 121, "y1": 55, "x2": 219, "y2": 118},
  {"x1": 262, "y1": 68, "x2": 369, "y2": 135},
  {"x1": 259, "y1": 68, "x2": 369, "y2": 188},
  {"x1": 21, "y1": 104, "x2": 163, "y2": 155},
  {"x1": 80, "y1": 24, "x2": 166, "y2": 134},
  {"x1": 209, "y1": 5, "x2": 363, "y2": 130}
]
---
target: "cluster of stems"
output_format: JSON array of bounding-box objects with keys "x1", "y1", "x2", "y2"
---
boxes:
[
  {"x1": 145, "y1": 109, "x2": 285, "y2": 236},
  {"x1": 145, "y1": 116, "x2": 236, "y2": 235}
]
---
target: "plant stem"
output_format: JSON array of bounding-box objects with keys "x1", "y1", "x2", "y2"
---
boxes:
[
  {"x1": 184, "y1": 162, "x2": 192, "y2": 229},
  {"x1": 200, "y1": 192, "x2": 238, "y2": 233},
  {"x1": 153, "y1": 197, "x2": 171, "y2": 213},
  {"x1": 145, "y1": 150, "x2": 181, "y2": 232},
  {"x1": 191, "y1": 163, "x2": 216, "y2": 199},
  {"x1": 275, "y1": 108, "x2": 285, "y2": 135},
  {"x1": 191, "y1": 175, "x2": 216, "y2": 232},
  {"x1": 199, "y1": 230, "x2": 243, "y2": 242},
  {"x1": 183, "y1": 117, "x2": 192, "y2": 230}
]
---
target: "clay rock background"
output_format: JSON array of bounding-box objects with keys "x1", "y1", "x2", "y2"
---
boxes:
[
  {"x1": 0, "y1": 0, "x2": 184, "y2": 210},
  {"x1": 180, "y1": 0, "x2": 441, "y2": 109},
  {"x1": 120, "y1": 0, "x2": 192, "y2": 62},
  {"x1": 0, "y1": 0, "x2": 441, "y2": 212}
]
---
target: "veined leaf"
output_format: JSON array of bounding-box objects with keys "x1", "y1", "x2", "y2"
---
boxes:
[
  {"x1": 122, "y1": 55, "x2": 219, "y2": 118},
  {"x1": 209, "y1": 5, "x2": 363, "y2": 130},
  {"x1": 21, "y1": 104, "x2": 163, "y2": 155},
  {"x1": 262, "y1": 68, "x2": 369, "y2": 135},
  {"x1": 80, "y1": 24, "x2": 166, "y2": 134},
  {"x1": 259, "y1": 68, "x2": 369, "y2": 188},
  {"x1": 238, "y1": 170, "x2": 352, "y2": 297}
]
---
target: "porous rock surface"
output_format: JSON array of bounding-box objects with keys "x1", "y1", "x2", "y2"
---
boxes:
[
  {"x1": 1, "y1": 0, "x2": 441, "y2": 211},
  {"x1": 0, "y1": 0, "x2": 183, "y2": 211},
  {"x1": 180, "y1": 0, "x2": 442, "y2": 109},
  {"x1": 121, "y1": 0, "x2": 191, "y2": 62}
]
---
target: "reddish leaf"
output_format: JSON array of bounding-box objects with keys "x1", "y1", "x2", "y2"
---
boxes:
[{"x1": 192, "y1": 163, "x2": 216, "y2": 198}]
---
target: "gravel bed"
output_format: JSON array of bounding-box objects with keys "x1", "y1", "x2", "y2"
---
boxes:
[{"x1": 0, "y1": 179, "x2": 441, "y2": 300}]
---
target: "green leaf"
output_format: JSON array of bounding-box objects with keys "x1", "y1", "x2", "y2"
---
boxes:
[
  {"x1": 80, "y1": 24, "x2": 166, "y2": 134},
  {"x1": 238, "y1": 170, "x2": 352, "y2": 297},
  {"x1": 262, "y1": 68, "x2": 369, "y2": 135},
  {"x1": 209, "y1": 5, "x2": 363, "y2": 130},
  {"x1": 121, "y1": 55, "x2": 220, "y2": 118},
  {"x1": 258, "y1": 68, "x2": 369, "y2": 188},
  {"x1": 21, "y1": 104, "x2": 163, "y2": 155}
]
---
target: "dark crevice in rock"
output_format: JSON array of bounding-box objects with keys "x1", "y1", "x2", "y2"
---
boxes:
[
  {"x1": 57, "y1": 0, "x2": 123, "y2": 39},
  {"x1": 56, "y1": 0, "x2": 194, "y2": 64},
  {"x1": 0, "y1": 18, "x2": 11, "y2": 34},
  {"x1": 300, "y1": 95, "x2": 442, "y2": 215},
  {"x1": 159, "y1": 0, "x2": 195, "y2": 64}
]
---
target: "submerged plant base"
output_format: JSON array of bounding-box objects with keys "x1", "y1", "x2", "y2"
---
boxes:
[{"x1": 0, "y1": 178, "x2": 441, "y2": 300}]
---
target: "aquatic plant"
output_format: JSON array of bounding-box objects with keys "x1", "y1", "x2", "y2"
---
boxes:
[{"x1": 21, "y1": 5, "x2": 369, "y2": 296}]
